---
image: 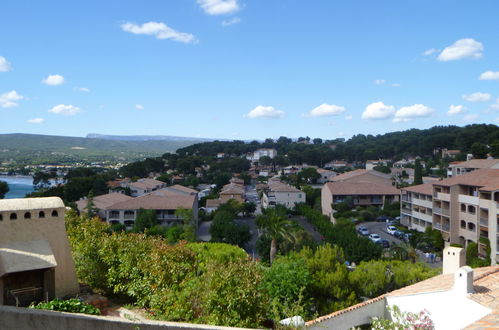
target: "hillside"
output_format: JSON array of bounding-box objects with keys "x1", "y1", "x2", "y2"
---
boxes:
[{"x1": 0, "y1": 133, "x2": 205, "y2": 165}]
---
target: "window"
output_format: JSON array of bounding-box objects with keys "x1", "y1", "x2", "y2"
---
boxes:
[
  {"x1": 10, "y1": 213, "x2": 17, "y2": 220},
  {"x1": 0, "y1": 214, "x2": 2, "y2": 221},
  {"x1": 39, "y1": 211, "x2": 45, "y2": 218},
  {"x1": 468, "y1": 205, "x2": 476, "y2": 215},
  {"x1": 51, "y1": 210, "x2": 58, "y2": 217},
  {"x1": 460, "y1": 220, "x2": 466, "y2": 229},
  {"x1": 467, "y1": 223, "x2": 476, "y2": 232},
  {"x1": 460, "y1": 204, "x2": 466, "y2": 212},
  {"x1": 24, "y1": 212, "x2": 31, "y2": 219}
]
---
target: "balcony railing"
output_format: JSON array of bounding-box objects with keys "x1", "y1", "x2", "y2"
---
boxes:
[
  {"x1": 441, "y1": 208, "x2": 450, "y2": 216},
  {"x1": 401, "y1": 208, "x2": 412, "y2": 215},
  {"x1": 442, "y1": 224, "x2": 450, "y2": 232},
  {"x1": 480, "y1": 217, "x2": 488, "y2": 226},
  {"x1": 433, "y1": 223, "x2": 442, "y2": 230},
  {"x1": 434, "y1": 207, "x2": 442, "y2": 214}
]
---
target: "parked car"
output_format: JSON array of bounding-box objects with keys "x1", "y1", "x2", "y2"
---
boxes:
[
  {"x1": 358, "y1": 226, "x2": 370, "y2": 236},
  {"x1": 376, "y1": 238, "x2": 390, "y2": 248},
  {"x1": 376, "y1": 215, "x2": 389, "y2": 222},
  {"x1": 369, "y1": 233, "x2": 381, "y2": 242},
  {"x1": 393, "y1": 230, "x2": 405, "y2": 239},
  {"x1": 403, "y1": 233, "x2": 413, "y2": 242},
  {"x1": 387, "y1": 225, "x2": 398, "y2": 235}
]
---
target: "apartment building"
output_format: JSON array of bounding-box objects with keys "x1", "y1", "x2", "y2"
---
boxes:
[
  {"x1": 261, "y1": 179, "x2": 305, "y2": 209},
  {"x1": 431, "y1": 169, "x2": 499, "y2": 265},
  {"x1": 400, "y1": 183, "x2": 434, "y2": 232},
  {"x1": 447, "y1": 159, "x2": 499, "y2": 178}
]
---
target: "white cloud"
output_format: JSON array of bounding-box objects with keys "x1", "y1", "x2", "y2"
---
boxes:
[
  {"x1": 27, "y1": 118, "x2": 44, "y2": 124},
  {"x1": 490, "y1": 98, "x2": 499, "y2": 111},
  {"x1": 222, "y1": 17, "x2": 241, "y2": 26},
  {"x1": 447, "y1": 105, "x2": 466, "y2": 115},
  {"x1": 437, "y1": 38, "x2": 483, "y2": 61},
  {"x1": 48, "y1": 104, "x2": 81, "y2": 116},
  {"x1": 121, "y1": 21, "x2": 197, "y2": 44},
  {"x1": 0, "y1": 56, "x2": 11, "y2": 72},
  {"x1": 462, "y1": 92, "x2": 491, "y2": 102},
  {"x1": 42, "y1": 74, "x2": 65, "y2": 86},
  {"x1": 391, "y1": 83, "x2": 401, "y2": 87},
  {"x1": 479, "y1": 71, "x2": 499, "y2": 80},
  {"x1": 337, "y1": 132, "x2": 345, "y2": 137},
  {"x1": 244, "y1": 105, "x2": 285, "y2": 119},
  {"x1": 345, "y1": 115, "x2": 353, "y2": 120},
  {"x1": 305, "y1": 103, "x2": 346, "y2": 117},
  {"x1": 463, "y1": 114, "x2": 478, "y2": 122},
  {"x1": 135, "y1": 104, "x2": 144, "y2": 110},
  {"x1": 423, "y1": 48, "x2": 438, "y2": 56},
  {"x1": 361, "y1": 102, "x2": 395, "y2": 120},
  {"x1": 374, "y1": 79, "x2": 385, "y2": 85},
  {"x1": 197, "y1": 0, "x2": 240, "y2": 15},
  {"x1": 74, "y1": 87, "x2": 90, "y2": 92},
  {"x1": 0, "y1": 90, "x2": 24, "y2": 108},
  {"x1": 393, "y1": 104, "x2": 434, "y2": 122}
]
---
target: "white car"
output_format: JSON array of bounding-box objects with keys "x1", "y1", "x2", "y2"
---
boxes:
[
  {"x1": 387, "y1": 225, "x2": 397, "y2": 235},
  {"x1": 369, "y1": 233, "x2": 381, "y2": 243}
]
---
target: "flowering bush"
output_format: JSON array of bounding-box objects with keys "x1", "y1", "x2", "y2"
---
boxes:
[{"x1": 372, "y1": 305, "x2": 434, "y2": 329}]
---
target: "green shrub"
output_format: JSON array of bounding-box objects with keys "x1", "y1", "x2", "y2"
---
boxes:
[{"x1": 30, "y1": 298, "x2": 101, "y2": 315}]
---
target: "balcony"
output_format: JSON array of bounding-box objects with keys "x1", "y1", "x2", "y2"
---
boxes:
[
  {"x1": 433, "y1": 223, "x2": 442, "y2": 230},
  {"x1": 401, "y1": 208, "x2": 412, "y2": 215},
  {"x1": 480, "y1": 217, "x2": 488, "y2": 227},
  {"x1": 434, "y1": 207, "x2": 442, "y2": 214},
  {"x1": 442, "y1": 224, "x2": 450, "y2": 232},
  {"x1": 441, "y1": 208, "x2": 450, "y2": 216}
]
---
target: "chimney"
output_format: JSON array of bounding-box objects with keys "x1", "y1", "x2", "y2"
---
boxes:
[
  {"x1": 453, "y1": 266, "x2": 474, "y2": 294},
  {"x1": 443, "y1": 246, "x2": 466, "y2": 274}
]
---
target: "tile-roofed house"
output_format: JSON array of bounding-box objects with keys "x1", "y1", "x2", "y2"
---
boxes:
[
  {"x1": 331, "y1": 169, "x2": 393, "y2": 186},
  {"x1": 306, "y1": 249, "x2": 499, "y2": 330},
  {"x1": 76, "y1": 192, "x2": 133, "y2": 219},
  {"x1": 447, "y1": 159, "x2": 499, "y2": 178},
  {"x1": 400, "y1": 183, "x2": 435, "y2": 232},
  {"x1": 316, "y1": 168, "x2": 337, "y2": 184},
  {"x1": 261, "y1": 179, "x2": 305, "y2": 209},
  {"x1": 219, "y1": 183, "x2": 245, "y2": 203}
]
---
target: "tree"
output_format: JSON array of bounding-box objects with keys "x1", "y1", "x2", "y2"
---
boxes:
[
  {"x1": 33, "y1": 171, "x2": 52, "y2": 190},
  {"x1": 413, "y1": 159, "x2": 423, "y2": 185},
  {"x1": 132, "y1": 209, "x2": 158, "y2": 233},
  {"x1": 242, "y1": 202, "x2": 256, "y2": 217},
  {"x1": 0, "y1": 181, "x2": 9, "y2": 199},
  {"x1": 373, "y1": 165, "x2": 391, "y2": 174},
  {"x1": 85, "y1": 191, "x2": 98, "y2": 218},
  {"x1": 299, "y1": 167, "x2": 320, "y2": 184},
  {"x1": 470, "y1": 142, "x2": 489, "y2": 158},
  {"x1": 210, "y1": 211, "x2": 251, "y2": 248},
  {"x1": 256, "y1": 208, "x2": 297, "y2": 263}
]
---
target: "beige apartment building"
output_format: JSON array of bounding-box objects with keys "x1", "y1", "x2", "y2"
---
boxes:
[
  {"x1": 400, "y1": 183, "x2": 434, "y2": 232},
  {"x1": 261, "y1": 179, "x2": 305, "y2": 209}
]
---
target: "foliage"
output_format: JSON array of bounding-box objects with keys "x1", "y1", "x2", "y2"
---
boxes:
[
  {"x1": 373, "y1": 165, "x2": 391, "y2": 174},
  {"x1": 30, "y1": 298, "x2": 101, "y2": 315},
  {"x1": 466, "y1": 240, "x2": 490, "y2": 268},
  {"x1": 132, "y1": 208, "x2": 158, "y2": 233},
  {"x1": 0, "y1": 180, "x2": 9, "y2": 199},
  {"x1": 209, "y1": 211, "x2": 251, "y2": 248},
  {"x1": 349, "y1": 260, "x2": 439, "y2": 298},
  {"x1": 413, "y1": 159, "x2": 423, "y2": 185},
  {"x1": 371, "y1": 305, "x2": 434, "y2": 329}
]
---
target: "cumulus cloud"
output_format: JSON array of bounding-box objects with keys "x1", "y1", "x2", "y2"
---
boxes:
[
  {"x1": 463, "y1": 114, "x2": 478, "y2": 122},
  {"x1": 374, "y1": 79, "x2": 385, "y2": 85},
  {"x1": 121, "y1": 21, "x2": 197, "y2": 43},
  {"x1": 437, "y1": 38, "x2": 483, "y2": 61},
  {"x1": 490, "y1": 98, "x2": 499, "y2": 111},
  {"x1": 0, "y1": 56, "x2": 11, "y2": 72},
  {"x1": 74, "y1": 87, "x2": 90, "y2": 92},
  {"x1": 393, "y1": 104, "x2": 434, "y2": 122},
  {"x1": 0, "y1": 90, "x2": 23, "y2": 108},
  {"x1": 448, "y1": 105, "x2": 466, "y2": 115},
  {"x1": 244, "y1": 105, "x2": 285, "y2": 119},
  {"x1": 198, "y1": 0, "x2": 240, "y2": 15},
  {"x1": 222, "y1": 17, "x2": 241, "y2": 26},
  {"x1": 462, "y1": 92, "x2": 491, "y2": 102},
  {"x1": 361, "y1": 102, "x2": 395, "y2": 120},
  {"x1": 479, "y1": 71, "x2": 499, "y2": 80},
  {"x1": 48, "y1": 104, "x2": 81, "y2": 116},
  {"x1": 305, "y1": 104, "x2": 346, "y2": 117},
  {"x1": 42, "y1": 74, "x2": 65, "y2": 86},
  {"x1": 27, "y1": 118, "x2": 44, "y2": 124},
  {"x1": 135, "y1": 104, "x2": 144, "y2": 110},
  {"x1": 345, "y1": 115, "x2": 353, "y2": 120}
]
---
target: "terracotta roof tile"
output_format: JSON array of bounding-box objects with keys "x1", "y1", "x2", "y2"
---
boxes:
[
  {"x1": 325, "y1": 181, "x2": 400, "y2": 196},
  {"x1": 402, "y1": 182, "x2": 434, "y2": 195}
]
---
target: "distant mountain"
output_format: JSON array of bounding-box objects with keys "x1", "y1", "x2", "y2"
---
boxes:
[
  {"x1": 0, "y1": 133, "x2": 206, "y2": 165},
  {"x1": 87, "y1": 133, "x2": 217, "y2": 142}
]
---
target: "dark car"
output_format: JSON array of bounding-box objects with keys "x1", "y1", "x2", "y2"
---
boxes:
[
  {"x1": 376, "y1": 215, "x2": 389, "y2": 222},
  {"x1": 375, "y1": 238, "x2": 390, "y2": 248},
  {"x1": 393, "y1": 230, "x2": 405, "y2": 238}
]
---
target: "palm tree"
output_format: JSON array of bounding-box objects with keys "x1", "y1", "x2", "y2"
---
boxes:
[
  {"x1": 256, "y1": 207, "x2": 297, "y2": 263},
  {"x1": 389, "y1": 242, "x2": 418, "y2": 263}
]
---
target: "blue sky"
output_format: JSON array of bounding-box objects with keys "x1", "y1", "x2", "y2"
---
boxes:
[{"x1": 1, "y1": 0, "x2": 499, "y2": 140}]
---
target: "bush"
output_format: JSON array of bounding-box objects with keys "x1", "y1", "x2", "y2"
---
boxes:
[{"x1": 30, "y1": 298, "x2": 101, "y2": 315}]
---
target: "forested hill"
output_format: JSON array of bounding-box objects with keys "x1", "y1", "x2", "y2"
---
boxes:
[
  {"x1": 176, "y1": 124, "x2": 499, "y2": 162},
  {"x1": 0, "y1": 133, "x2": 203, "y2": 164}
]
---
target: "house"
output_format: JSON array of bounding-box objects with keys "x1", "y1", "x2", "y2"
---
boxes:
[
  {"x1": 365, "y1": 159, "x2": 389, "y2": 171},
  {"x1": 400, "y1": 183, "x2": 434, "y2": 232},
  {"x1": 431, "y1": 169, "x2": 499, "y2": 265},
  {"x1": 324, "y1": 160, "x2": 348, "y2": 169},
  {"x1": 261, "y1": 179, "x2": 305, "y2": 209},
  {"x1": 246, "y1": 148, "x2": 278, "y2": 162},
  {"x1": 322, "y1": 170, "x2": 399, "y2": 221},
  {"x1": 0, "y1": 197, "x2": 79, "y2": 306},
  {"x1": 306, "y1": 248, "x2": 499, "y2": 330},
  {"x1": 219, "y1": 182, "x2": 245, "y2": 203},
  {"x1": 205, "y1": 199, "x2": 222, "y2": 214},
  {"x1": 391, "y1": 167, "x2": 415, "y2": 185},
  {"x1": 76, "y1": 192, "x2": 133, "y2": 219},
  {"x1": 124, "y1": 178, "x2": 167, "y2": 197},
  {"x1": 447, "y1": 159, "x2": 499, "y2": 178},
  {"x1": 316, "y1": 168, "x2": 337, "y2": 184}
]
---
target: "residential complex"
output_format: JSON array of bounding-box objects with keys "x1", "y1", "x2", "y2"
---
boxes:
[
  {"x1": 261, "y1": 179, "x2": 305, "y2": 209},
  {"x1": 447, "y1": 159, "x2": 499, "y2": 178},
  {"x1": 400, "y1": 183, "x2": 434, "y2": 232}
]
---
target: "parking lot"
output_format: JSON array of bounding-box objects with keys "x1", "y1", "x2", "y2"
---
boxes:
[{"x1": 356, "y1": 221, "x2": 403, "y2": 245}]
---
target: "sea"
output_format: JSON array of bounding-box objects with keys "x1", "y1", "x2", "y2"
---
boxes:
[{"x1": 0, "y1": 176, "x2": 35, "y2": 199}]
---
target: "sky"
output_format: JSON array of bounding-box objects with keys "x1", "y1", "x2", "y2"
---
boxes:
[{"x1": 1, "y1": 0, "x2": 499, "y2": 140}]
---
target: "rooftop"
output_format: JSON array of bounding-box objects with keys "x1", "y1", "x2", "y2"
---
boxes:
[
  {"x1": 449, "y1": 159, "x2": 499, "y2": 169},
  {"x1": 0, "y1": 197, "x2": 65, "y2": 211},
  {"x1": 331, "y1": 169, "x2": 391, "y2": 182},
  {"x1": 401, "y1": 182, "x2": 434, "y2": 195},
  {"x1": 325, "y1": 181, "x2": 400, "y2": 196},
  {"x1": 436, "y1": 169, "x2": 499, "y2": 191}
]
